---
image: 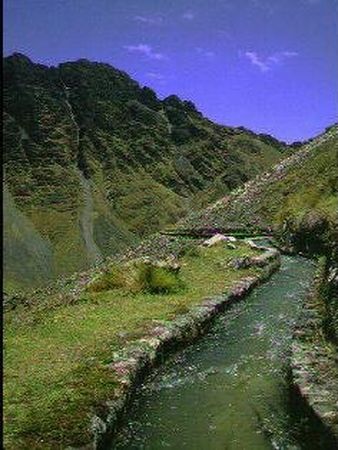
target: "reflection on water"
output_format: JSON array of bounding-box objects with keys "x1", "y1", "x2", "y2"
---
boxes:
[{"x1": 113, "y1": 256, "x2": 315, "y2": 450}]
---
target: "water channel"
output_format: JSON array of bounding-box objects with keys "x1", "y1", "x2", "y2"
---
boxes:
[{"x1": 112, "y1": 254, "x2": 325, "y2": 450}]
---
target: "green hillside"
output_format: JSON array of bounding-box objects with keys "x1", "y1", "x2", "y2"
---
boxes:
[
  {"x1": 179, "y1": 124, "x2": 338, "y2": 258},
  {"x1": 3, "y1": 53, "x2": 286, "y2": 290}
]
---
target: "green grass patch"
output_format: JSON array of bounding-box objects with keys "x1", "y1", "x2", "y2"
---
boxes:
[
  {"x1": 85, "y1": 262, "x2": 127, "y2": 292},
  {"x1": 4, "y1": 242, "x2": 262, "y2": 448},
  {"x1": 132, "y1": 262, "x2": 183, "y2": 294},
  {"x1": 86, "y1": 259, "x2": 183, "y2": 294}
]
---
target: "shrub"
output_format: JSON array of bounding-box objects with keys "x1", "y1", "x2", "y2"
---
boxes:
[
  {"x1": 86, "y1": 259, "x2": 184, "y2": 294},
  {"x1": 134, "y1": 261, "x2": 183, "y2": 294},
  {"x1": 85, "y1": 264, "x2": 126, "y2": 292}
]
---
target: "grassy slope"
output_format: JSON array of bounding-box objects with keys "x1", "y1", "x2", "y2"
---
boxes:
[
  {"x1": 3, "y1": 187, "x2": 54, "y2": 289},
  {"x1": 4, "y1": 241, "x2": 263, "y2": 448},
  {"x1": 179, "y1": 125, "x2": 338, "y2": 251},
  {"x1": 3, "y1": 53, "x2": 285, "y2": 290}
]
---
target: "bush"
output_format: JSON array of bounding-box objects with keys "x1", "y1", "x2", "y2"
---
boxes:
[
  {"x1": 86, "y1": 259, "x2": 184, "y2": 294},
  {"x1": 85, "y1": 264, "x2": 126, "y2": 292},
  {"x1": 135, "y1": 262, "x2": 183, "y2": 294}
]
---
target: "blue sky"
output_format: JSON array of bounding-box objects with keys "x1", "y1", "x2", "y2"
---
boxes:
[{"x1": 4, "y1": 0, "x2": 338, "y2": 142}]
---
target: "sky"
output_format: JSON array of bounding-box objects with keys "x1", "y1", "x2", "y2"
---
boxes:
[{"x1": 4, "y1": 0, "x2": 338, "y2": 142}]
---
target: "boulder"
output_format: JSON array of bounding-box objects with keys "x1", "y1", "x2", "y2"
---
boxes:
[
  {"x1": 202, "y1": 234, "x2": 237, "y2": 247},
  {"x1": 227, "y1": 236, "x2": 237, "y2": 242},
  {"x1": 231, "y1": 257, "x2": 252, "y2": 269},
  {"x1": 246, "y1": 239, "x2": 260, "y2": 249}
]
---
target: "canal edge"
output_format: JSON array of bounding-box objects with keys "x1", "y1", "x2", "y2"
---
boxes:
[
  {"x1": 290, "y1": 263, "x2": 338, "y2": 448},
  {"x1": 68, "y1": 246, "x2": 281, "y2": 450}
]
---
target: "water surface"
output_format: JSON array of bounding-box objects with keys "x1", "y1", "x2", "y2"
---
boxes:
[{"x1": 113, "y1": 255, "x2": 315, "y2": 450}]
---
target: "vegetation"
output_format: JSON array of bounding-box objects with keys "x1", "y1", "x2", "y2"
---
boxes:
[
  {"x1": 180, "y1": 125, "x2": 338, "y2": 260},
  {"x1": 317, "y1": 257, "x2": 338, "y2": 343},
  {"x1": 4, "y1": 241, "x2": 263, "y2": 448},
  {"x1": 86, "y1": 259, "x2": 183, "y2": 294},
  {"x1": 3, "y1": 53, "x2": 286, "y2": 290},
  {"x1": 178, "y1": 125, "x2": 338, "y2": 344}
]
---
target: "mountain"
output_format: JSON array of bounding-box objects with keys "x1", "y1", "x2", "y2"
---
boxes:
[{"x1": 3, "y1": 53, "x2": 287, "y2": 290}]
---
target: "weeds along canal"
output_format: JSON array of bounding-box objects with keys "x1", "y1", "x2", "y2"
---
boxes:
[{"x1": 111, "y1": 255, "x2": 327, "y2": 450}]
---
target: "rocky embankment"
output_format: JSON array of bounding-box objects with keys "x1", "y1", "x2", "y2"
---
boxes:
[
  {"x1": 73, "y1": 241, "x2": 280, "y2": 449},
  {"x1": 291, "y1": 267, "x2": 338, "y2": 442}
]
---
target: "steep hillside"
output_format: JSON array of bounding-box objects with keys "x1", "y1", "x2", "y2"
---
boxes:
[
  {"x1": 178, "y1": 124, "x2": 337, "y2": 256},
  {"x1": 3, "y1": 53, "x2": 286, "y2": 289}
]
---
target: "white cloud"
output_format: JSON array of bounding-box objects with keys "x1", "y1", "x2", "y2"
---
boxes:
[
  {"x1": 134, "y1": 15, "x2": 163, "y2": 25},
  {"x1": 146, "y1": 72, "x2": 165, "y2": 80},
  {"x1": 267, "y1": 51, "x2": 298, "y2": 64},
  {"x1": 182, "y1": 11, "x2": 195, "y2": 20},
  {"x1": 245, "y1": 51, "x2": 298, "y2": 72},
  {"x1": 245, "y1": 52, "x2": 270, "y2": 72},
  {"x1": 124, "y1": 44, "x2": 167, "y2": 60}
]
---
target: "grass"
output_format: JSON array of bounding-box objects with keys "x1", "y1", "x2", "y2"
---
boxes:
[
  {"x1": 181, "y1": 130, "x2": 338, "y2": 253},
  {"x1": 86, "y1": 259, "x2": 183, "y2": 294},
  {"x1": 4, "y1": 241, "x2": 263, "y2": 449}
]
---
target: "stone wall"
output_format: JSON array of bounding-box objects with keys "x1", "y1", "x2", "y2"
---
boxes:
[{"x1": 291, "y1": 271, "x2": 338, "y2": 444}]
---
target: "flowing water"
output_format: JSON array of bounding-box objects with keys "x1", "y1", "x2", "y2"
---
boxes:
[{"x1": 112, "y1": 255, "x2": 316, "y2": 450}]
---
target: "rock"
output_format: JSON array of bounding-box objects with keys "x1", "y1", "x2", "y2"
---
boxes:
[
  {"x1": 227, "y1": 236, "x2": 237, "y2": 242},
  {"x1": 202, "y1": 233, "x2": 227, "y2": 247},
  {"x1": 127, "y1": 256, "x2": 181, "y2": 274},
  {"x1": 90, "y1": 415, "x2": 107, "y2": 439},
  {"x1": 156, "y1": 258, "x2": 181, "y2": 274},
  {"x1": 322, "y1": 411, "x2": 338, "y2": 424},
  {"x1": 202, "y1": 234, "x2": 237, "y2": 247},
  {"x1": 246, "y1": 239, "x2": 259, "y2": 249},
  {"x1": 231, "y1": 257, "x2": 251, "y2": 269},
  {"x1": 328, "y1": 266, "x2": 338, "y2": 285}
]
